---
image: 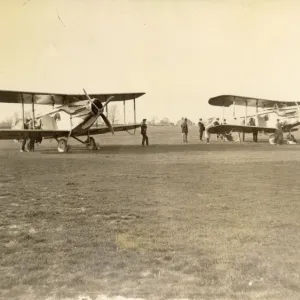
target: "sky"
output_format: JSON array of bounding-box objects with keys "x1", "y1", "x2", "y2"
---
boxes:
[{"x1": 1, "y1": 0, "x2": 300, "y2": 123}]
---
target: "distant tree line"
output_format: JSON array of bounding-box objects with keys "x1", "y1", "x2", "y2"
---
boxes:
[
  {"x1": 148, "y1": 116, "x2": 195, "y2": 126},
  {"x1": 0, "y1": 120, "x2": 11, "y2": 129},
  {"x1": 0, "y1": 112, "x2": 21, "y2": 128}
]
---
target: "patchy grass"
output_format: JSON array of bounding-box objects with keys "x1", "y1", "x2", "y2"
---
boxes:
[{"x1": 0, "y1": 126, "x2": 300, "y2": 300}]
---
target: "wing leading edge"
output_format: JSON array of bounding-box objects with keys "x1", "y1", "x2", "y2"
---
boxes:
[
  {"x1": 209, "y1": 95, "x2": 300, "y2": 108},
  {"x1": 208, "y1": 124, "x2": 298, "y2": 134},
  {"x1": 0, "y1": 90, "x2": 145, "y2": 105},
  {"x1": 0, "y1": 124, "x2": 141, "y2": 140}
]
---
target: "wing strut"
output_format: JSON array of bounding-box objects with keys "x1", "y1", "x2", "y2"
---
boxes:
[
  {"x1": 105, "y1": 96, "x2": 109, "y2": 117},
  {"x1": 233, "y1": 97, "x2": 236, "y2": 118},
  {"x1": 66, "y1": 115, "x2": 73, "y2": 144},
  {"x1": 133, "y1": 94, "x2": 136, "y2": 124},
  {"x1": 31, "y1": 94, "x2": 35, "y2": 129},
  {"x1": 21, "y1": 93, "x2": 25, "y2": 129},
  {"x1": 245, "y1": 99, "x2": 248, "y2": 124},
  {"x1": 123, "y1": 96, "x2": 126, "y2": 125},
  {"x1": 222, "y1": 98, "x2": 225, "y2": 121}
]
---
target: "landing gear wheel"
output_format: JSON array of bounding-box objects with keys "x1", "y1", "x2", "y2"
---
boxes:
[
  {"x1": 231, "y1": 130, "x2": 241, "y2": 142},
  {"x1": 85, "y1": 137, "x2": 97, "y2": 150},
  {"x1": 269, "y1": 134, "x2": 276, "y2": 145},
  {"x1": 58, "y1": 138, "x2": 70, "y2": 153}
]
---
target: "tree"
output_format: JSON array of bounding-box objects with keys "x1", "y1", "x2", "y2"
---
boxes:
[
  {"x1": 149, "y1": 116, "x2": 158, "y2": 125},
  {"x1": 176, "y1": 118, "x2": 195, "y2": 126},
  {"x1": 0, "y1": 112, "x2": 21, "y2": 128},
  {"x1": 159, "y1": 117, "x2": 171, "y2": 126},
  {"x1": 10, "y1": 112, "x2": 20, "y2": 127},
  {"x1": 108, "y1": 104, "x2": 119, "y2": 124}
]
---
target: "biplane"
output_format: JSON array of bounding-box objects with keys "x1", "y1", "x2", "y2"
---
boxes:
[
  {"x1": 0, "y1": 89, "x2": 145, "y2": 152},
  {"x1": 207, "y1": 95, "x2": 300, "y2": 144}
]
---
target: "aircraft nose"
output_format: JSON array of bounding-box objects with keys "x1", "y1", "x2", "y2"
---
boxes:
[{"x1": 91, "y1": 99, "x2": 103, "y2": 115}]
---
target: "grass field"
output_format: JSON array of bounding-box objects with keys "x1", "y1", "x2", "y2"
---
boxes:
[{"x1": 1, "y1": 126, "x2": 300, "y2": 300}]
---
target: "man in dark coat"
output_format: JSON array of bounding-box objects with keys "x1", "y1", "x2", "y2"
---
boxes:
[
  {"x1": 181, "y1": 118, "x2": 188, "y2": 143},
  {"x1": 274, "y1": 119, "x2": 283, "y2": 145},
  {"x1": 141, "y1": 119, "x2": 149, "y2": 146},
  {"x1": 20, "y1": 117, "x2": 30, "y2": 152},
  {"x1": 213, "y1": 118, "x2": 220, "y2": 126},
  {"x1": 249, "y1": 117, "x2": 258, "y2": 142},
  {"x1": 198, "y1": 118, "x2": 205, "y2": 141}
]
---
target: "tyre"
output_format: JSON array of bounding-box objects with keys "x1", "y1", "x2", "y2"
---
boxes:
[
  {"x1": 269, "y1": 134, "x2": 276, "y2": 145},
  {"x1": 86, "y1": 137, "x2": 97, "y2": 150},
  {"x1": 57, "y1": 138, "x2": 69, "y2": 153}
]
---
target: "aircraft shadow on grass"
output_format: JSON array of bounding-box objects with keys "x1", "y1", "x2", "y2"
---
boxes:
[{"x1": 37, "y1": 142, "x2": 300, "y2": 155}]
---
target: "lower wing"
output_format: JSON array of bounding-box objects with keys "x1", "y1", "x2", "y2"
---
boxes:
[
  {"x1": 208, "y1": 124, "x2": 298, "y2": 134},
  {"x1": 87, "y1": 124, "x2": 141, "y2": 135},
  {"x1": 0, "y1": 129, "x2": 69, "y2": 140},
  {"x1": 0, "y1": 124, "x2": 141, "y2": 140}
]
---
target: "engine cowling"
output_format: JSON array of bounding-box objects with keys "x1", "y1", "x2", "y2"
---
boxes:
[{"x1": 90, "y1": 99, "x2": 103, "y2": 115}]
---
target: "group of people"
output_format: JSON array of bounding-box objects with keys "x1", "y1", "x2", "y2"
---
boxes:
[
  {"x1": 19, "y1": 116, "x2": 296, "y2": 150},
  {"x1": 181, "y1": 117, "x2": 216, "y2": 144},
  {"x1": 178, "y1": 117, "x2": 222, "y2": 144},
  {"x1": 270, "y1": 118, "x2": 297, "y2": 145},
  {"x1": 272, "y1": 119, "x2": 299, "y2": 145},
  {"x1": 20, "y1": 117, "x2": 42, "y2": 152},
  {"x1": 17, "y1": 115, "x2": 299, "y2": 151},
  {"x1": 140, "y1": 117, "x2": 298, "y2": 146}
]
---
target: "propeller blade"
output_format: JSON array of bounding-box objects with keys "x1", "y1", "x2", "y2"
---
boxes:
[
  {"x1": 100, "y1": 113, "x2": 114, "y2": 135},
  {"x1": 102, "y1": 96, "x2": 115, "y2": 110},
  {"x1": 83, "y1": 88, "x2": 92, "y2": 101}
]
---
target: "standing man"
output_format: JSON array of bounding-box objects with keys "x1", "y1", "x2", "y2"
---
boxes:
[
  {"x1": 181, "y1": 118, "x2": 188, "y2": 143},
  {"x1": 141, "y1": 118, "x2": 149, "y2": 146},
  {"x1": 198, "y1": 118, "x2": 205, "y2": 141},
  {"x1": 274, "y1": 119, "x2": 283, "y2": 145},
  {"x1": 241, "y1": 117, "x2": 246, "y2": 142},
  {"x1": 213, "y1": 118, "x2": 220, "y2": 126},
  {"x1": 213, "y1": 118, "x2": 221, "y2": 140},
  {"x1": 249, "y1": 118, "x2": 258, "y2": 142},
  {"x1": 20, "y1": 117, "x2": 30, "y2": 152},
  {"x1": 253, "y1": 128, "x2": 258, "y2": 143},
  {"x1": 205, "y1": 118, "x2": 215, "y2": 144},
  {"x1": 26, "y1": 117, "x2": 36, "y2": 152}
]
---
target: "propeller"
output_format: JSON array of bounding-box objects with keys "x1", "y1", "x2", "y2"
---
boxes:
[
  {"x1": 102, "y1": 95, "x2": 114, "y2": 111},
  {"x1": 100, "y1": 113, "x2": 114, "y2": 135},
  {"x1": 83, "y1": 88, "x2": 92, "y2": 101},
  {"x1": 83, "y1": 88, "x2": 115, "y2": 135}
]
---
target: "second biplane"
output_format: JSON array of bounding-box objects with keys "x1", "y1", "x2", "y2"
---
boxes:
[
  {"x1": 207, "y1": 95, "x2": 300, "y2": 144},
  {"x1": 0, "y1": 89, "x2": 145, "y2": 152}
]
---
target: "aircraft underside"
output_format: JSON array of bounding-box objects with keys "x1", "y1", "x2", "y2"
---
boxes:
[
  {"x1": 56, "y1": 135, "x2": 98, "y2": 153},
  {"x1": 214, "y1": 128, "x2": 298, "y2": 144}
]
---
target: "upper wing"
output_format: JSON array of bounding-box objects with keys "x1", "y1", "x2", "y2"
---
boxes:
[
  {"x1": 0, "y1": 90, "x2": 145, "y2": 105},
  {"x1": 208, "y1": 124, "x2": 299, "y2": 134},
  {"x1": 208, "y1": 95, "x2": 300, "y2": 108}
]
